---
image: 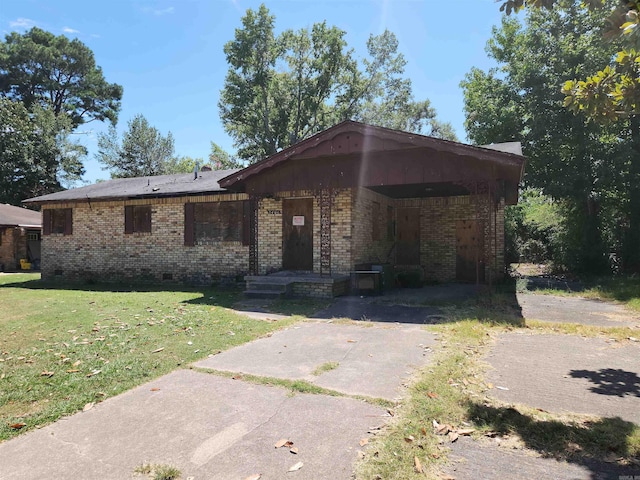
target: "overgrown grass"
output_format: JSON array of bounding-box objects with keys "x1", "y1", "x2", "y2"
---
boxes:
[
  {"x1": 134, "y1": 463, "x2": 182, "y2": 480},
  {"x1": 0, "y1": 274, "x2": 295, "y2": 442},
  {"x1": 312, "y1": 361, "x2": 340, "y2": 376}
]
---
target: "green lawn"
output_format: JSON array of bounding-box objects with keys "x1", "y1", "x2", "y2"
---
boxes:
[{"x1": 0, "y1": 273, "x2": 295, "y2": 442}]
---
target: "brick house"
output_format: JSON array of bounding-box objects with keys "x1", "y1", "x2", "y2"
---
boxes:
[
  {"x1": 0, "y1": 203, "x2": 42, "y2": 271},
  {"x1": 24, "y1": 121, "x2": 525, "y2": 296}
]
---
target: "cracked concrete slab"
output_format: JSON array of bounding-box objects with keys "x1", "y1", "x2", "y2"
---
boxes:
[
  {"x1": 445, "y1": 437, "x2": 639, "y2": 480},
  {"x1": 195, "y1": 321, "x2": 435, "y2": 400},
  {"x1": 0, "y1": 370, "x2": 386, "y2": 480},
  {"x1": 517, "y1": 292, "x2": 640, "y2": 327},
  {"x1": 486, "y1": 333, "x2": 640, "y2": 424}
]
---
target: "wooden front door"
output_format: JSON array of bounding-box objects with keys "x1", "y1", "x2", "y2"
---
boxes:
[
  {"x1": 282, "y1": 198, "x2": 313, "y2": 271},
  {"x1": 456, "y1": 220, "x2": 485, "y2": 283},
  {"x1": 396, "y1": 207, "x2": 420, "y2": 265}
]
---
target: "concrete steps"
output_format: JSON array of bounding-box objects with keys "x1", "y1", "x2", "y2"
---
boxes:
[{"x1": 244, "y1": 277, "x2": 293, "y2": 299}]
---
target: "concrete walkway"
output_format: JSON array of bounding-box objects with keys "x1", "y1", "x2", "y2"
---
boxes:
[{"x1": 0, "y1": 321, "x2": 434, "y2": 479}]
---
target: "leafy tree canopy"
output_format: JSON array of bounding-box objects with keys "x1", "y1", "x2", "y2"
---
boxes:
[
  {"x1": 96, "y1": 114, "x2": 175, "y2": 178},
  {"x1": 209, "y1": 142, "x2": 244, "y2": 170},
  {"x1": 0, "y1": 27, "x2": 123, "y2": 128},
  {"x1": 0, "y1": 98, "x2": 83, "y2": 204},
  {"x1": 219, "y1": 4, "x2": 455, "y2": 162}
]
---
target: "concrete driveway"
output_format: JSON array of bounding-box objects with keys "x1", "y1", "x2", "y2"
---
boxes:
[{"x1": 0, "y1": 321, "x2": 435, "y2": 480}]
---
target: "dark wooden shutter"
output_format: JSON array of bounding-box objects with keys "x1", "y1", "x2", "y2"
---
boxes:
[
  {"x1": 124, "y1": 206, "x2": 133, "y2": 234},
  {"x1": 139, "y1": 206, "x2": 152, "y2": 233},
  {"x1": 184, "y1": 203, "x2": 195, "y2": 246},
  {"x1": 43, "y1": 210, "x2": 51, "y2": 236},
  {"x1": 64, "y1": 208, "x2": 73, "y2": 235},
  {"x1": 242, "y1": 200, "x2": 250, "y2": 246}
]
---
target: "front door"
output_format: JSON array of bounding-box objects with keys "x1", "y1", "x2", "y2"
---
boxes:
[
  {"x1": 456, "y1": 220, "x2": 485, "y2": 283},
  {"x1": 396, "y1": 207, "x2": 420, "y2": 265},
  {"x1": 282, "y1": 198, "x2": 313, "y2": 271}
]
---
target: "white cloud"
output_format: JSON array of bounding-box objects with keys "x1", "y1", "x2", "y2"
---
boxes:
[
  {"x1": 141, "y1": 6, "x2": 175, "y2": 16},
  {"x1": 9, "y1": 17, "x2": 38, "y2": 29},
  {"x1": 62, "y1": 27, "x2": 80, "y2": 34}
]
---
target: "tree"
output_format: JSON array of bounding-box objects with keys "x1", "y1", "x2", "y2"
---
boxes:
[
  {"x1": 219, "y1": 4, "x2": 455, "y2": 162},
  {"x1": 461, "y1": 3, "x2": 630, "y2": 272},
  {"x1": 498, "y1": 0, "x2": 640, "y2": 271},
  {"x1": 209, "y1": 142, "x2": 244, "y2": 169},
  {"x1": 96, "y1": 114, "x2": 175, "y2": 178},
  {"x1": 0, "y1": 98, "x2": 83, "y2": 204},
  {"x1": 0, "y1": 27, "x2": 123, "y2": 128}
]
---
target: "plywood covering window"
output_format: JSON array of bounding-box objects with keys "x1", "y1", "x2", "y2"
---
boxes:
[
  {"x1": 184, "y1": 201, "x2": 249, "y2": 246},
  {"x1": 43, "y1": 208, "x2": 72, "y2": 235},
  {"x1": 125, "y1": 205, "x2": 151, "y2": 234}
]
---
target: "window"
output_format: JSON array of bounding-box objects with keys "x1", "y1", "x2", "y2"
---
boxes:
[
  {"x1": 125, "y1": 205, "x2": 152, "y2": 234},
  {"x1": 43, "y1": 208, "x2": 72, "y2": 235},
  {"x1": 184, "y1": 201, "x2": 249, "y2": 246}
]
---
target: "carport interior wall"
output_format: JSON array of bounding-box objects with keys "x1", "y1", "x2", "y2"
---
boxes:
[{"x1": 253, "y1": 186, "x2": 505, "y2": 282}]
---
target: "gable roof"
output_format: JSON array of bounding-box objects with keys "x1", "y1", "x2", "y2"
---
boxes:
[
  {"x1": 0, "y1": 204, "x2": 41, "y2": 228},
  {"x1": 23, "y1": 169, "x2": 241, "y2": 205},
  {"x1": 219, "y1": 120, "x2": 525, "y2": 189}
]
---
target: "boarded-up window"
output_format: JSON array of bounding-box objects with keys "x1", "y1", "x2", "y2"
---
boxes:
[
  {"x1": 125, "y1": 206, "x2": 152, "y2": 234},
  {"x1": 193, "y1": 202, "x2": 243, "y2": 243},
  {"x1": 43, "y1": 208, "x2": 72, "y2": 235},
  {"x1": 372, "y1": 201, "x2": 381, "y2": 241}
]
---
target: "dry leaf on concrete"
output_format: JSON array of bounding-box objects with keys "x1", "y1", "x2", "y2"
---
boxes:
[
  {"x1": 359, "y1": 438, "x2": 369, "y2": 447},
  {"x1": 83, "y1": 402, "x2": 95, "y2": 412}
]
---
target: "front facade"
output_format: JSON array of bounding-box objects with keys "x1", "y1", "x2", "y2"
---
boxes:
[{"x1": 25, "y1": 122, "x2": 525, "y2": 294}]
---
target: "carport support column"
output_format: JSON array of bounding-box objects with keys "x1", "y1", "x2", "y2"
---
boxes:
[
  {"x1": 317, "y1": 188, "x2": 335, "y2": 276},
  {"x1": 249, "y1": 195, "x2": 261, "y2": 276}
]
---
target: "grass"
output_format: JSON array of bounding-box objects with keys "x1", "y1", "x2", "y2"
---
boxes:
[
  {"x1": 312, "y1": 361, "x2": 340, "y2": 376},
  {"x1": 134, "y1": 463, "x2": 182, "y2": 480},
  {"x1": 0, "y1": 273, "x2": 296, "y2": 442}
]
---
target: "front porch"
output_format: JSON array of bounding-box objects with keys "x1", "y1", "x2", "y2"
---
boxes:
[{"x1": 244, "y1": 271, "x2": 350, "y2": 299}]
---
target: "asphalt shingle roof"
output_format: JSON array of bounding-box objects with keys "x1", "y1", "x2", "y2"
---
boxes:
[
  {"x1": 23, "y1": 169, "x2": 241, "y2": 205},
  {"x1": 0, "y1": 204, "x2": 41, "y2": 227}
]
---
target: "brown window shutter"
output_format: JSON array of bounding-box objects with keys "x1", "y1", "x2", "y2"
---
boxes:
[
  {"x1": 124, "y1": 206, "x2": 133, "y2": 234},
  {"x1": 43, "y1": 210, "x2": 51, "y2": 235},
  {"x1": 184, "y1": 203, "x2": 195, "y2": 246},
  {"x1": 242, "y1": 200, "x2": 250, "y2": 246},
  {"x1": 64, "y1": 209, "x2": 73, "y2": 235},
  {"x1": 141, "y1": 206, "x2": 152, "y2": 233}
]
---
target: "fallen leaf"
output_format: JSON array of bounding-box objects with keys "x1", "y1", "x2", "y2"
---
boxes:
[
  {"x1": 386, "y1": 409, "x2": 395, "y2": 417},
  {"x1": 289, "y1": 447, "x2": 298, "y2": 454},
  {"x1": 359, "y1": 438, "x2": 369, "y2": 446},
  {"x1": 274, "y1": 438, "x2": 288, "y2": 448},
  {"x1": 457, "y1": 428, "x2": 475, "y2": 436},
  {"x1": 427, "y1": 392, "x2": 439, "y2": 399},
  {"x1": 432, "y1": 419, "x2": 440, "y2": 429},
  {"x1": 284, "y1": 441, "x2": 294, "y2": 448},
  {"x1": 404, "y1": 435, "x2": 415, "y2": 443},
  {"x1": 83, "y1": 402, "x2": 95, "y2": 412},
  {"x1": 150, "y1": 388, "x2": 160, "y2": 392},
  {"x1": 9, "y1": 422, "x2": 26, "y2": 429},
  {"x1": 86, "y1": 369, "x2": 101, "y2": 377},
  {"x1": 288, "y1": 461, "x2": 303, "y2": 472},
  {"x1": 244, "y1": 475, "x2": 262, "y2": 480},
  {"x1": 357, "y1": 450, "x2": 366, "y2": 459},
  {"x1": 421, "y1": 427, "x2": 427, "y2": 436},
  {"x1": 414, "y1": 456, "x2": 423, "y2": 473},
  {"x1": 232, "y1": 374, "x2": 243, "y2": 380},
  {"x1": 151, "y1": 347, "x2": 164, "y2": 353},
  {"x1": 66, "y1": 369, "x2": 79, "y2": 373},
  {"x1": 448, "y1": 432, "x2": 459, "y2": 443},
  {"x1": 40, "y1": 371, "x2": 54, "y2": 377},
  {"x1": 496, "y1": 386, "x2": 509, "y2": 391}
]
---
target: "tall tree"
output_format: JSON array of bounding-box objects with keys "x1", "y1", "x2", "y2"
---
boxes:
[
  {"x1": 498, "y1": 0, "x2": 640, "y2": 271},
  {"x1": 96, "y1": 114, "x2": 175, "y2": 178},
  {"x1": 461, "y1": 3, "x2": 629, "y2": 272},
  {"x1": 219, "y1": 4, "x2": 455, "y2": 163},
  {"x1": 0, "y1": 27, "x2": 123, "y2": 128},
  {"x1": 209, "y1": 142, "x2": 244, "y2": 170},
  {"x1": 0, "y1": 98, "x2": 82, "y2": 204}
]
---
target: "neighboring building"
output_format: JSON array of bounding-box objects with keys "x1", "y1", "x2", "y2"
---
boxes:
[
  {"x1": 24, "y1": 121, "x2": 525, "y2": 296},
  {"x1": 0, "y1": 204, "x2": 42, "y2": 271}
]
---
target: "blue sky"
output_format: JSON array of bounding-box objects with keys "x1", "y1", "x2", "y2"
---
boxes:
[{"x1": 1, "y1": 0, "x2": 505, "y2": 184}]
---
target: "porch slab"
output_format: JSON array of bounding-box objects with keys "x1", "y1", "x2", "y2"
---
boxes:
[{"x1": 195, "y1": 321, "x2": 435, "y2": 400}]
